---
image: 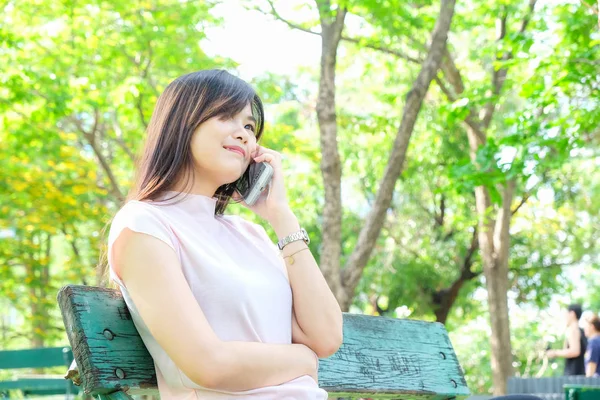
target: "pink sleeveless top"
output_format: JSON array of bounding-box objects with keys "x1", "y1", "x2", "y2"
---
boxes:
[{"x1": 108, "y1": 192, "x2": 327, "y2": 399}]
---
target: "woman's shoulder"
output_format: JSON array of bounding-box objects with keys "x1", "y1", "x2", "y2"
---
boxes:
[
  {"x1": 108, "y1": 200, "x2": 178, "y2": 251},
  {"x1": 110, "y1": 200, "x2": 174, "y2": 236},
  {"x1": 115, "y1": 200, "x2": 170, "y2": 220}
]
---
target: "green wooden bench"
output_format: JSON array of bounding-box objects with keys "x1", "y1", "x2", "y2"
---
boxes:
[
  {"x1": 564, "y1": 384, "x2": 600, "y2": 400},
  {"x1": 57, "y1": 284, "x2": 470, "y2": 399},
  {"x1": 0, "y1": 346, "x2": 79, "y2": 398}
]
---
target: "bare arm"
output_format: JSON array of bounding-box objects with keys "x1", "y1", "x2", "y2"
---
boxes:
[
  {"x1": 114, "y1": 230, "x2": 317, "y2": 391},
  {"x1": 271, "y1": 210, "x2": 343, "y2": 358},
  {"x1": 587, "y1": 361, "x2": 597, "y2": 377},
  {"x1": 555, "y1": 326, "x2": 581, "y2": 358}
]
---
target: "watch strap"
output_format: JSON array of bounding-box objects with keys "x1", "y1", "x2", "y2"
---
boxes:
[{"x1": 277, "y1": 228, "x2": 310, "y2": 250}]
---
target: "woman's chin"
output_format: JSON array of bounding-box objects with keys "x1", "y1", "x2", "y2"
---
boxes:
[
  {"x1": 221, "y1": 171, "x2": 244, "y2": 186},
  {"x1": 209, "y1": 162, "x2": 246, "y2": 186}
]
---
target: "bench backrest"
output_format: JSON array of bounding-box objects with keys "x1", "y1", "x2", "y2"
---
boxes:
[
  {"x1": 0, "y1": 347, "x2": 74, "y2": 370},
  {"x1": 0, "y1": 347, "x2": 77, "y2": 397},
  {"x1": 58, "y1": 284, "x2": 470, "y2": 399}
]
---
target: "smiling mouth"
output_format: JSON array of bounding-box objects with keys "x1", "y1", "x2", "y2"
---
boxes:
[{"x1": 224, "y1": 147, "x2": 246, "y2": 158}]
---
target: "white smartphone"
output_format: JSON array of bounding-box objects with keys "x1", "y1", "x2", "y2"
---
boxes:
[{"x1": 235, "y1": 162, "x2": 274, "y2": 206}]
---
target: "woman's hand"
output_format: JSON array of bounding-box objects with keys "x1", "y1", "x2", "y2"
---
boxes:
[{"x1": 237, "y1": 145, "x2": 292, "y2": 224}]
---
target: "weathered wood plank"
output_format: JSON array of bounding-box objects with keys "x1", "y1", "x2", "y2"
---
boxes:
[
  {"x1": 58, "y1": 285, "x2": 156, "y2": 395},
  {"x1": 58, "y1": 284, "x2": 469, "y2": 399},
  {"x1": 0, "y1": 378, "x2": 75, "y2": 392},
  {"x1": 319, "y1": 314, "x2": 468, "y2": 398}
]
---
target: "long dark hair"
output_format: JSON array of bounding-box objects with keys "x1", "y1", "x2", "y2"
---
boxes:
[
  {"x1": 130, "y1": 69, "x2": 264, "y2": 214},
  {"x1": 98, "y1": 70, "x2": 264, "y2": 286}
]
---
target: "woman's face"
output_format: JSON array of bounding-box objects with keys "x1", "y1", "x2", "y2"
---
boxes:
[{"x1": 189, "y1": 103, "x2": 258, "y2": 192}]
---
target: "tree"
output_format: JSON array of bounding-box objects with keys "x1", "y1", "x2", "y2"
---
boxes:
[
  {"x1": 0, "y1": 0, "x2": 225, "y2": 346},
  {"x1": 433, "y1": 0, "x2": 599, "y2": 392},
  {"x1": 266, "y1": 0, "x2": 457, "y2": 310}
]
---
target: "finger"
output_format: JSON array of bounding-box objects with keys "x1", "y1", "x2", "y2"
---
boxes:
[
  {"x1": 255, "y1": 146, "x2": 280, "y2": 157},
  {"x1": 252, "y1": 145, "x2": 262, "y2": 158},
  {"x1": 253, "y1": 153, "x2": 277, "y2": 163}
]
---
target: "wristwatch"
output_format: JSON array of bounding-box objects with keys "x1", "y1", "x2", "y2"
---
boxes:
[{"x1": 278, "y1": 228, "x2": 310, "y2": 250}]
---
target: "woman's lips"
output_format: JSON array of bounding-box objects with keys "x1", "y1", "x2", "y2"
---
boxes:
[{"x1": 224, "y1": 146, "x2": 246, "y2": 158}]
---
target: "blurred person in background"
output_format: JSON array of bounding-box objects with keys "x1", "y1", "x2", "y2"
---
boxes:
[
  {"x1": 583, "y1": 314, "x2": 600, "y2": 377},
  {"x1": 546, "y1": 304, "x2": 587, "y2": 376}
]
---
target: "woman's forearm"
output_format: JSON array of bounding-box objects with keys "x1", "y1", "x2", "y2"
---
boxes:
[
  {"x1": 557, "y1": 348, "x2": 580, "y2": 358},
  {"x1": 197, "y1": 341, "x2": 317, "y2": 391},
  {"x1": 269, "y1": 209, "x2": 344, "y2": 357},
  {"x1": 587, "y1": 362, "x2": 597, "y2": 377}
]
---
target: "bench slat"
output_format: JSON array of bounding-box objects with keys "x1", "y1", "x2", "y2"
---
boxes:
[
  {"x1": 319, "y1": 314, "x2": 467, "y2": 398},
  {"x1": 58, "y1": 285, "x2": 155, "y2": 395},
  {"x1": 0, "y1": 347, "x2": 73, "y2": 369},
  {"x1": 58, "y1": 284, "x2": 469, "y2": 399},
  {"x1": 0, "y1": 378, "x2": 78, "y2": 394}
]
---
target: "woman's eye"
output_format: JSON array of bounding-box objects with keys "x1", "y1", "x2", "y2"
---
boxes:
[{"x1": 245, "y1": 124, "x2": 256, "y2": 133}]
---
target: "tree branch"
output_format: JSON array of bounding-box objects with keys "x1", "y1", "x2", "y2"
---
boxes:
[
  {"x1": 481, "y1": 0, "x2": 537, "y2": 129},
  {"x1": 343, "y1": 0, "x2": 457, "y2": 294},
  {"x1": 136, "y1": 93, "x2": 148, "y2": 129},
  {"x1": 342, "y1": 36, "x2": 423, "y2": 64},
  {"x1": 266, "y1": 0, "x2": 320, "y2": 35},
  {"x1": 434, "y1": 75, "x2": 456, "y2": 101},
  {"x1": 440, "y1": 46, "x2": 465, "y2": 94},
  {"x1": 463, "y1": 227, "x2": 480, "y2": 276},
  {"x1": 111, "y1": 113, "x2": 137, "y2": 163},
  {"x1": 435, "y1": 71, "x2": 487, "y2": 145},
  {"x1": 508, "y1": 261, "x2": 578, "y2": 273},
  {"x1": 493, "y1": 179, "x2": 516, "y2": 265},
  {"x1": 431, "y1": 226, "x2": 481, "y2": 324},
  {"x1": 72, "y1": 110, "x2": 124, "y2": 202},
  {"x1": 511, "y1": 192, "x2": 530, "y2": 215},
  {"x1": 264, "y1": 0, "x2": 423, "y2": 65},
  {"x1": 86, "y1": 138, "x2": 124, "y2": 202},
  {"x1": 519, "y1": 0, "x2": 538, "y2": 33}
]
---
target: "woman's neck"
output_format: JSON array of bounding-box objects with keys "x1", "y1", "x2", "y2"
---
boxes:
[{"x1": 170, "y1": 176, "x2": 220, "y2": 198}]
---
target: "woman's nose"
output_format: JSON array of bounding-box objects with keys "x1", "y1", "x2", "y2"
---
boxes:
[{"x1": 234, "y1": 126, "x2": 250, "y2": 143}]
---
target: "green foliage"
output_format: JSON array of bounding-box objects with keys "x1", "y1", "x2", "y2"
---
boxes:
[
  {"x1": 1, "y1": 0, "x2": 598, "y2": 394},
  {"x1": 0, "y1": 0, "x2": 228, "y2": 347}
]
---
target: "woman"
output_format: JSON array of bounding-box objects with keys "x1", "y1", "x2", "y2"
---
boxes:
[
  {"x1": 106, "y1": 70, "x2": 343, "y2": 399},
  {"x1": 584, "y1": 314, "x2": 600, "y2": 377}
]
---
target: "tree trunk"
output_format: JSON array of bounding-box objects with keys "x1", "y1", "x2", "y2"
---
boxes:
[
  {"x1": 467, "y1": 121, "x2": 516, "y2": 394},
  {"x1": 477, "y1": 182, "x2": 515, "y2": 395},
  {"x1": 432, "y1": 228, "x2": 479, "y2": 324},
  {"x1": 314, "y1": 0, "x2": 347, "y2": 305}
]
